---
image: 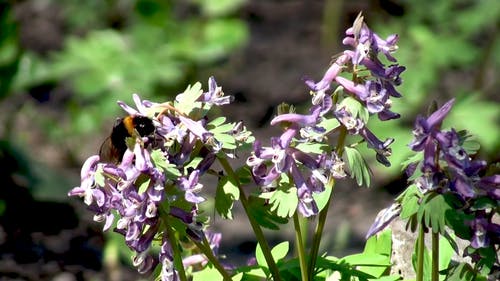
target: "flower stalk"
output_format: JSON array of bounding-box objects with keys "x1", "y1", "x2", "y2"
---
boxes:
[
  {"x1": 416, "y1": 225, "x2": 425, "y2": 281},
  {"x1": 218, "y1": 157, "x2": 282, "y2": 281},
  {"x1": 293, "y1": 211, "x2": 308, "y2": 281},
  {"x1": 164, "y1": 215, "x2": 188, "y2": 281},
  {"x1": 307, "y1": 127, "x2": 346, "y2": 280},
  {"x1": 431, "y1": 231, "x2": 439, "y2": 281},
  {"x1": 190, "y1": 236, "x2": 232, "y2": 281}
]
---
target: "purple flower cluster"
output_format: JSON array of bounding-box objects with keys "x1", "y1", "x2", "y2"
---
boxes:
[
  {"x1": 408, "y1": 99, "x2": 499, "y2": 252},
  {"x1": 247, "y1": 14, "x2": 405, "y2": 217},
  {"x1": 305, "y1": 13, "x2": 404, "y2": 167},
  {"x1": 247, "y1": 108, "x2": 347, "y2": 217},
  {"x1": 367, "y1": 99, "x2": 499, "y2": 262},
  {"x1": 68, "y1": 77, "x2": 239, "y2": 280}
]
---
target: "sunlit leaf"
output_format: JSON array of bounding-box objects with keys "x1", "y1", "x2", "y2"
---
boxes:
[
  {"x1": 271, "y1": 241, "x2": 289, "y2": 262},
  {"x1": 175, "y1": 82, "x2": 204, "y2": 115},
  {"x1": 269, "y1": 185, "x2": 298, "y2": 218},
  {"x1": 247, "y1": 196, "x2": 289, "y2": 230},
  {"x1": 344, "y1": 146, "x2": 372, "y2": 187},
  {"x1": 417, "y1": 193, "x2": 451, "y2": 234},
  {"x1": 215, "y1": 175, "x2": 239, "y2": 219}
]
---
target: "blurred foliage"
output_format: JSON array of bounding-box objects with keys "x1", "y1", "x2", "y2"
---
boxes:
[
  {"x1": 0, "y1": 2, "x2": 20, "y2": 101},
  {"x1": 357, "y1": 0, "x2": 500, "y2": 179},
  {"x1": 0, "y1": 0, "x2": 498, "y2": 184},
  {"x1": 2, "y1": 0, "x2": 248, "y2": 145}
]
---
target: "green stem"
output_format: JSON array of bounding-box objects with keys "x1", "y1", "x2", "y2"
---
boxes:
[
  {"x1": 416, "y1": 225, "x2": 425, "y2": 281},
  {"x1": 191, "y1": 236, "x2": 232, "y2": 281},
  {"x1": 307, "y1": 182, "x2": 333, "y2": 280},
  {"x1": 293, "y1": 212, "x2": 309, "y2": 281},
  {"x1": 431, "y1": 231, "x2": 439, "y2": 281},
  {"x1": 218, "y1": 157, "x2": 282, "y2": 281},
  {"x1": 164, "y1": 217, "x2": 188, "y2": 281},
  {"x1": 307, "y1": 128, "x2": 347, "y2": 280}
]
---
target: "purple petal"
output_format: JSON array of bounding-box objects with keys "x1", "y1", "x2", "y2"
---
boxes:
[
  {"x1": 304, "y1": 54, "x2": 349, "y2": 92},
  {"x1": 270, "y1": 106, "x2": 322, "y2": 127},
  {"x1": 426, "y1": 99, "x2": 455, "y2": 130},
  {"x1": 366, "y1": 203, "x2": 400, "y2": 239}
]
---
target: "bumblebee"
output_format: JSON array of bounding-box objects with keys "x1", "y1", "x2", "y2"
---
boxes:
[{"x1": 99, "y1": 115, "x2": 155, "y2": 163}]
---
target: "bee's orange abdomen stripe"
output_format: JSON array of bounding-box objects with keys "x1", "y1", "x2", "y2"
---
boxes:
[{"x1": 123, "y1": 116, "x2": 136, "y2": 136}]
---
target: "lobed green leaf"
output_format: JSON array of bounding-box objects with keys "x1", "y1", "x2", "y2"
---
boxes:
[{"x1": 344, "y1": 146, "x2": 372, "y2": 187}]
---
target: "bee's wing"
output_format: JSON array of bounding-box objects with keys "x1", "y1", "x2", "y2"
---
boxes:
[{"x1": 99, "y1": 137, "x2": 120, "y2": 164}]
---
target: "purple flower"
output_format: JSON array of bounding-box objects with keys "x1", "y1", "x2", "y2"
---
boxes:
[
  {"x1": 133, "y1": 251, "x2": 157, "y2": 274},
  {"x1": 178, "y1": 170, "x2": 205, "y2": 204},
  {"x1": 409, "y1": 99, "x2": 455, "y2": 151},
  {"x1": 359, "y1": 126, "x2": 394, "y2": 167},
  {"x1": 200, "y1": 76, "x2": 234, "y2": 105},
  {"x1": 159, "y1": 236, "x2": 178, "y2": 281},
  {"x1": 334, "y1": 78, "x2": 400, "y2": 121},
  {"x1": 179, "y1": 115, "x2": 221, "y2": 152},
  {"x1": 342, "y1": 14, "x2": 399, "y2": 64},
  {"x1": 372, "y1": 33, "x2": 399, "y2": 62},
  {"x1": 333, "y1": 106, "x2": 364, "y2": 134},
  {"x1": 366, "y1": 203, "x2": 401, "y2": 238},
  {"x1": 304, "y1": 54, "x2": 350, "y2": 92},
  {"x1": 291, "y1": 162, "x2": 318, "y2": 217},
  {"x1": 477, "y1": 175, "x2": 500, "y2": 200},
  {"x1": 118, "y1": 93, "x2": 150, "y2": 116},
  {"x1": 466, "y1": 212, "x2": 500, "y2": 249},
  {"x1": 68, "y1": 155, "x2": 100, "y2": 202},
  {"x1": 270, "y1": 106, "x2": 322, "y2": 127}
]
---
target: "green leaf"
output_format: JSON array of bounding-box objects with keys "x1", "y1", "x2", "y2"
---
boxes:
[
  {"x1": 477, "y1": 247, "x2": 497, "y2": 276},
  {"x1": 208, "y1": 120, "x2": 238, "y2": 149},
  {"x1": 412, "y1": 239, "x2": 432, "y2": 281},
  {"x1": 271, "y1": 241, "x2": 289, "y2": 262},
  {"x1": 95, "y1": 166, "x2": 105, "y2": 187},
  {"x1": 456, "y1": 130, "x2": 481, "y2": 155},
  {"x1": 438, "y1": 235, "x2": 454, "y2": 278},
  {"x1": 443, "y1": 263, "x2": 476, "y2": 281},
  {"x1": 217, "y1": 134, "x2": 237, "y2": 150},
  {"x1": 192, "y1": 264, "x2": 224, "y2": 281},
  {"x1": 255, "y1": 243, "x2": 268, "y2": 271},
  {"x1": 235, "y1": 166, "x2": 253, "y2": 185},
  {"x1": 344, "y1": 146, "x2": 372, "y2": 187},
  {"x1": 150, "y1": 149, "x2": 181, "y2": 180},
  {"x1": 268, "y1": 184, "x2": 298, "y2": 218},
  {"x1": 175, "y1": 82, "x2": 204, "y2": 115},
  {"x1": 209, "y1": 122, "x2": 234, "y2": 134},
  {"x1": 215, "y1": 175, "x2": 240, "y2": 219},
  {"x1": 208, "y1": 116, "x2": 227, "y2": 127},
  {"x1": 339, "y1": 96, "x2": 370, "y2": 123},
  {"x1": 295, "y1": 142, "x2": 329, "y2": 154},
  {"x1": 312, "y1": 180, "x2": 333, "y2": 212},
  {"x1": 234, "y1": 266, "x2": 268, "y2": 280},
  {"x1": 247, "y1": 196, "x2": 289, "y2": 230},
  {"x1": 399, "y1": 185, "x2": 421, "y2": 219},
  {"x1": 356, "y1": 229, "x2": 393, "y2": 278},
  {"x1": 470, "y1": 197, "x2": 497, "y2": 211},
  {"x1": 341, "y1": 253, "x2": 391, "y2": 267},
  {"x1": 417, "y1": 193, "x2": 452, "y2": 234},
  {"x1": 137, "y1": 177, "x2": 151, "y2": 194},
  {"x1": 401, "y1": 152, "x2": 423, "y2": 172},
  {"x1": 371, "y1": 276, "x2": 402, "y2": 281},
  {"x1": 363, "y1": 228, "x2": 392, "y2": 257},
  {"x1": 319, "y1": 116, "x2": 341, "y2": 132}
]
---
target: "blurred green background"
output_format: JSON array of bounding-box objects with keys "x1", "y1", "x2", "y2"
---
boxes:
[{"x1": 0, "y1": 0, "x2": 498, "y2": 280}]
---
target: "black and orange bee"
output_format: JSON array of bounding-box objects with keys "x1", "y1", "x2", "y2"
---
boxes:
[{"x1": 99, "y1": 115, "x2": 155, "y2": 163}]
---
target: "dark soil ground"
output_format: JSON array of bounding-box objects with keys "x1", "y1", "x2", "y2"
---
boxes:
[{"x1": 0, "y1": 1, "x2": 405, "y2": 280}]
